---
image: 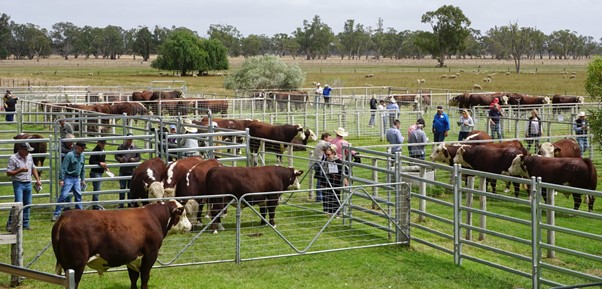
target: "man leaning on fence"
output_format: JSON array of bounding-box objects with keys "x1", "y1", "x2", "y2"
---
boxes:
[{"x1": 6, "y1": 142, "x2": 41, "y2": 231}]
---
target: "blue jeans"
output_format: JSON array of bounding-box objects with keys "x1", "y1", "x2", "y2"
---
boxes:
[
  {"x1": 7, "y1": 181, "x2": 33, "y2": 229},
  {"x1": 577, "y1": 137, "x2": 588, "y2": 156},
  {"x1": 6, "y1": 112, "x2": 15, "y2": 122},
  {"x1": 119, "y1": 172, "x2": 132, "y2": 207},
  {"x1": 54, "y1": 176, "x2": 82, "y2": 217},
  {"x1": 490, "y1": 123, "x2": 502, "y2": 139},
  {"x1": 90, "y1": 172, "x2": 103, "y2": 206}
]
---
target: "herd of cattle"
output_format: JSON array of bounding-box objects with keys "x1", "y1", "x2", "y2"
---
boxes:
[
  {"x1": 430, "y1": 131, "x2": 597, "y2": 212},
  {"x1": 448, "y1": 92, "x2": 583, "y2": 108}
]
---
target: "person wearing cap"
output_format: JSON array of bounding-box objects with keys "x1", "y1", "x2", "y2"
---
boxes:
[
  {"x1": 330, "y1": 127, "x2": 357, "y2": 161},
  {"x1": 60, "y1": 133, "x2": 75, "y2": 160},
  {"x1": 408, "y1": 118, "x2": 428, "y2": 159},
  {"x1": 322, "y1": 84, "x2": 332, "y2": 108},
  {"x1": 458, "y1": 109, "x2": 475, "y2": 141},
  {"x1": 181, "y1": 119, "x2": 200, "y2": 157},
  {"x1": 4, "y1": 92, "x2": 18, "y2": 122},
  {"x1": 53, "y1": 141, "x2": 86, "y2": 221},
  {"x1": 58, "y1": 118, "x2": 74, "y2": 139},
  {"x1": 386, "y1": 98, "x2": 400, "y2": 128},
  {"x1": 386, "y1": 119, "x2": 404, "y2": 155},
  {"x1": 432, "y1": 106, "x2": 450, "y2": 142},
  {"x1": 573, "y1": 111, "x2": 588, "y2": 156},
  {"x1": 88, "y1": 139, "x2": 108, "y2": 209},
  {"x1": 488, "y1": 103, "x2": 504, "y2": 140},
  {"x1": 6, "y1": 142, "x2": 41, "y2": 231},
  {"x1": 115, "y1": 133, "x2": 141, "y2": 208}
]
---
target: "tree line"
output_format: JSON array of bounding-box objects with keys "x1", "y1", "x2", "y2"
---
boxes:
[{"x1": 0, "y1": 6, "x2": 600, "y2": 72}]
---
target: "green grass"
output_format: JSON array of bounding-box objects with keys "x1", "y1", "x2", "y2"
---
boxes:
[{"x1": 0, "y1": 56, "x2": 600, "y2": 288}]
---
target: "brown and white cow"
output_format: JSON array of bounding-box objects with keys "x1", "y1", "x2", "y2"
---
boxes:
[
  {"x1": 162, "y1": 156, "x2": 205, "y2": 198},
  {"x1": 204, "y1": 166, "x2": 303, "y2": 233},
  {"x1": 508, "y1": 155, "x2": 597, "y2": 212},
  {"x1": 247, "y1": 122, "x2": 305, "y2": 163},
  {"x1": 52, "y1": 200, "x2": 191, "y2": 289},
  {"x1": 289, "y1": 128, "x2": 318, "y2": 151},
  {"x1": 173, "y1": 159, "x2": 221, "y2": 226},
  {"x1": 453, "y1": 145, "x2": 528, "y2": 197},
  {"x1": 129, "y1": 158, "x2": 167, "y2": 207},
  {"x1": 537, "y1": 138, "x2": 581, "y2": 158},
  {"x1": 462, "y1": 130, "x2": 492, "y2": 142}
]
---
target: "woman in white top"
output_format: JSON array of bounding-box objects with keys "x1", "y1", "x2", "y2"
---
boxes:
[
  {"x1": 525, "y1": 109, "x2": 542, "y2": 153},
  {"x1": 457, "y1": 110, "x2": 475, "y2": 141}
]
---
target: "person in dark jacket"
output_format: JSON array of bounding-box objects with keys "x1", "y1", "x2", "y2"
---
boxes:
[
  {"x1": 4, "y1": 91, "x2": 18, "y2": 122},
  {"x1": 115, "y1": 134, "x2": 141, "y2": 208},
  {"x1": 319, "y1": 144, "x2": 348, "y2": 216},
  {"x1": 368, "y1": 94, "x2": 378, "y2": 127},
  {"x1": 432, "y1": 106, "x2": 450, "y2": 142},
  {"x1": 88, "y1": 140, "x2": 108, "y2": 209}
]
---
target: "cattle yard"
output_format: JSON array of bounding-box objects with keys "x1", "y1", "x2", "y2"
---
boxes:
[{"x1": 0, "y1": 82, "x2": 601, "y2": 289}]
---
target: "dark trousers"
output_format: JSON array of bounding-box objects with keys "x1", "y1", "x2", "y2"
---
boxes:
[
  {"x1": 433, "y1": 130, "x2": 446, "y2": 142},
  {"x1": 119, "y1": 172, "x2": 132, "y2": 208}
]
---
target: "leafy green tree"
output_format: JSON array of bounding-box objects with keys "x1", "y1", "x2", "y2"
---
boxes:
[
  {"x1": 584, "y1": 57, "x2": 602, "y2": 147},
  {"x1": 293, "y1": 15, "x2": 334, "y2": 60},
  {"x1": 224, "y1": 54, "x2": 305, "y2": 92},
  {"x1": 496, "y1": 22, "x2": 534, "y2": 73},
  {"x1": 241, "y1": 34, "x2": 263, "y2": 57},
  {"x1": 0, "y1": 13, "x2": 10, "y2": 59},
  {"x1": 133, "y1": 26, "x2": 155, "y2": 61},
  {"x1": 101, "y1": 25, "x2": 124, "y2": 59},
  {"x1": 272, "y1": 33, "x2": 299, "y2": 57},
  {"x1": 197, "y1": 38, "x2": 229, "y2": 75},
  {"x1": 50, "y1": 22, "x2": 80, "y2": 59},
  {"x1": 151, "y1": 28, "x2": 207, "y2": 76},
  {"x1": 208, "y1": 24, "x2": 242, "y2": 57},
  {"x1": 371, "y1": 18, "x2": 386, "y2": 59},
  {"x1": 419, "y1": 5, "x2": 471, "y2": 67}
]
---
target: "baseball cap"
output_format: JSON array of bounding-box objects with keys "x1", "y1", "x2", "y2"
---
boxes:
[
  {"x1": 437, "y1": 106, "x2": 443, "y2": 109},
  {"x1": 170, "y1": 124, "x2": 177, "y2": 129},
  {"x1": 75, "y1": 141, "x2": 87, "y2": 148}
]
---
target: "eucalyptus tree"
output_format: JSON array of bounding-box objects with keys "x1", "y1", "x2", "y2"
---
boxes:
[
  {"x1": 133, "y1": 26, "x2": 154, "y2": 61},
  {"x1": 293, "y1": 15, "x2": 335, "y2": 60},
  {"x1": 272, "y1": 33, "x2": 299, "y2": 57},
  {"x1": 208, "y1": 24, "x2": 242, "y2": 57},
  {"x1": 419, "y1": 5, "x2": 471, "y2": 67},
  {"x1": 584, "y1": 57, "x2": 602, "y2": 147},
  {"x1": 101, "y1": 25, "x2": 124, "y2": 59},
  {"x1": 0, "y1": 13, "x2": 10, "y2": 59},
  {"x1": 10, "y1": 23, "x2": 52, "y2": 60},
  {"x1": 50, "y1": 21, "x2": 80, "y2": 59}
]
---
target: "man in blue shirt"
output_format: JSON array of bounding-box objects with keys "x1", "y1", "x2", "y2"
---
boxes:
[
  {"x1": 386, "y1": 98, "x2": 399, "y2": 128},
  {"x1": 432, "y1": 106, "x2": 450, "y2": 142},
  {"x1": 53, "y1": 141, "x2": 86, "y2": 221},
  {"x1": 322, "y1": 84, "x2": 332, "y2": 108},
  {"x1": 386, "y1": 119, "x2": 404, "y2": 155}
]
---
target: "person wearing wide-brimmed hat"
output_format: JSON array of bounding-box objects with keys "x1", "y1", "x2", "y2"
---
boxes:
[
  {"x1": 574, "y1": 111, "x2": 588, "y2": 156},
  {"x1": 330, "y1": 127, "x2": 357, "y2": 160},
  {"x1": 386, "y1": 97, "x2": 399, "y2": 128},
  {"x1": 6, "y1": 142, "x2": 41, "y2": 230},
  {"x1": 181, "y1": 119, "x2": 200, "y2": 157},
  {"x1": 53, "y1": 141, "x2": 87, "y2": 221},
  {"x1": 115, "y1": 133, "x2": 140, "y2": 208}
]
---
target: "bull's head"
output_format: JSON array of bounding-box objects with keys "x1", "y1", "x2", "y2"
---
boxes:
[
  {"x1": 429, "y1": 143, "x2": 448, "y2": 163},
  {"x1": 166, "y1": 200, "x2": 192, "y2": 234},
  {"x1": 537, "y1": 142, "x2": 555, "y2": 157},
  {"x1": 508, "y1": 154, "x2": 529, "y2": 178},
  {"x1": 287, "y1": 169, "x2": 304, "y2": 190},
  {"x1": 452, "y1": 146, "x2": 472, "y2": 168},
  {"x1": 295, "y1": 125, "x2": 306, "y2": 140}
]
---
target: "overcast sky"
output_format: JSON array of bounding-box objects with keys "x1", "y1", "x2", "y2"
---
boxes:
[{"x1": 4, "y1": 0, "x2": 601, "y2": 39}]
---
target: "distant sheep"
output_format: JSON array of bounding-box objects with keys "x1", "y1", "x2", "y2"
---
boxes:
[
  {"x1": 448, "y1": 75, "x2": 457, "y2": 79},
  {"x1": 505, "y1": 71, "x2": 511, "y2": 75},
  {"x1": 459, "y1": 69, "x2": 465, "y2": 73},
  {"x1": 440, "y1": 75, "x2": 447, "y2": 79},
  {"x1": 473, "y1": 84, "x2": 482, "y2": 90},
  {"x1": 483, "y1": 77, "x2": 492, "y2": 83},
  {"x1": 365, "y1": 74, "x2": 374, "y2": 78},
  {"x1": 420, "y1": 79, "x2": 426, "y2": 84},
  {"x1": 569, "y1": 75, "x2": 576, "y2": 79}
]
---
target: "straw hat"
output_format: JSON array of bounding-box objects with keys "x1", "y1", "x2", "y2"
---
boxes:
[
  {"x1": 183, "y1": 119, "x2": 198, "y2": 133},
  {"x1": 334, "y1": 127, "x2": 348, "y2": 137}
]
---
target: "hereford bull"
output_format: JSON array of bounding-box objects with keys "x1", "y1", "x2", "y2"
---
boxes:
[
  {"x1": 132, "y1": 90, "x2": 154, "y2": 101},
  {"x1": 537, "y1": 138, "x2": 581, "y2": 158},
  {"x1": 508, "y1": 155, "x2": 597, "y2": 212},
  {"x1": 462, "y1": 130, "x2": 492, "y2": 141},
  {"x1": 454, "y1": 145, "x2": 528, "y2": 197},
  {"x1": 204, "y1": 166, "x2": 303, "y2": 233},
  {"x1": 173, "y1": 159, "x2": 221, "y2": 226},
  {"x1": 503, "y1": 93, "x2": 551, "y2": 105},
  {"x1": 289, "y1": 128, "x2": 318, "y2": 151},
  {"x1": 51, "y1": 200, "x2": 191, "y2": 289},
  {"x1": 153, "y1": 90, "x2": 182, "y2": 100},
  {"x1": 198, "y1": 99, "x2": 229, "y2": 114},
  {"x1": 247, "y1": 122, "x2": 305, "y2": 163},
  {"x1": 162, "y1": 157, "x2": 205, "y2": 198},
  {"x1": 129, "y1": 158, "x2": 167, "y2": 207}
]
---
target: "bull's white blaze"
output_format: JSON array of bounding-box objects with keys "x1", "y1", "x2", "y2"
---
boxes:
[
  {"x1": 508, "y1": 155, "x2": 530, "y2": 178},
  {"x1": 543, "y1": 96, "x2": 552, "y2": 104},
  {"x1": 168, "y1": 201, "x2": 192, "y2": 234},
  {"x1": 308, "y1": 129, "x2": 318, "y2": 141},
  {"x1": 287, "y1": 170, "x2": 302, "y2": 190},
  {"x1": 296, "y1": 127, "x2": 306, "y2": 140},
  {"x1": 146, "y1": 168, "x2": 156, "y2": 182},
  {"x1": 429, "y1": 143, "x2": 448, "y2": 162},
  {"x1": 147, "y1": 182, "x2": 164, "y2": 199},
  {"x1": 538, "y1": 142, "x2": 554, "y2": 157},
  {"x1": 452, "y1": 148, "x2": 472, "y2": 168},
  {"x1": 502, "y1": 95, "x2": 509, "y2": 104}
]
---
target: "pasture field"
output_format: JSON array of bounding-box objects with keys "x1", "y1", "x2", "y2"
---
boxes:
[{"x1": 0, "y1": 56, "x2": 599, "y2": 289}]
